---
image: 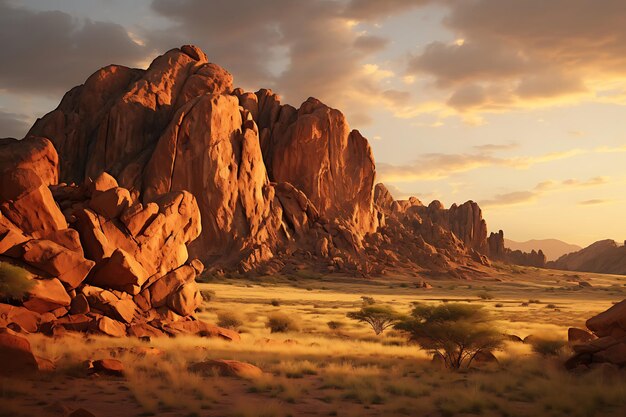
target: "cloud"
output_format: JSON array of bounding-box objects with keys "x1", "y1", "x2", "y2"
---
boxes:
[
  {"x1": 0, "y1": 0, "x2": 147, "y2": 95},
  {"x1": 354, "y1": 35, "x2": 390, "y2": 53},
  {"x1": 0, "y1": 110, "x2": 30, "y2": 138},
  {"x1": 377, "y1": 148, "x2": 589, "y2": 182},
  {"x1": 343, "y1": 0, "x2": 431, "y2": 21},
  {"x1": 148, "y1": 0, "x2": 409, "y2": 127},
  {"x1": 579, "y1": 199, "x2": 613, "y2": 206},
  {"x1": 480, "y1": 191, "x2": 538, "y2": 207},
  {"x1": 472, "y1": 142, "x2": 519, "y2": 152},
  {"x1": 481, "y1": 176, "x2": 611, "y2": 208},
  {"x1": 405, "y1": 0, "x2": 626, "y2": 114}
]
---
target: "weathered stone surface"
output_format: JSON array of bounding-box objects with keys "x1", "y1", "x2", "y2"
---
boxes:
[
  {"x1": 0, "y1": 328, "x2": 39, "y2": 375},
  {"x1": 0, "y1": 169, "x2": 67, "y2": 239},
  {"x1": 167, "y1": 281, "x2": 201, "y2": 316},
  {"x1": 89, "y1": 249, "x2": 149, "y2": 294},
  {"x1": 69, "y1": 294, "x2": 90, "y2": 315},
  {"x1": 0, "y1": 304, "x2": 40, "y2": 333},
  {"x1": 20, "y1": 239, "x2": 94, "y2": 288},
  {"x1": 568, "y1": 327, "x2": 595, "y2": 344},
  {"x1": 94, "y1": 316, "x2": 127, "y2": 337},
  {"x1": 149, "y1": 265, "x2": 196, "y2": 307},
  {"x1": 127, "y1": 323, "x2": 166, "y2": 338},
  {"x1": 55, "y1": 314, "x2": 93, "y2": 332},
  {"x1": 92, "y1": 358, "x2": 124, "y2": 376},
  {"x1": 565, "y1": 300, "x2": 626, "y2": 370},
  {"x1": 586, "y1": 299, "x2": 626, "y2": 337},
  {"x1": 189, "y1": 359, "x2": 262, "y2": 378},
  {"x1": 23, "y1": 278, "x2": 71, "y2": 313},
  {"x1": 88, "y1": 187, "x2": 132, "y2": 219}
]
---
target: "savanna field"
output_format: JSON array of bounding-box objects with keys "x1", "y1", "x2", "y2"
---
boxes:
[{"x1": 3, "y1": 265, "x2": 626, "y2": 417}]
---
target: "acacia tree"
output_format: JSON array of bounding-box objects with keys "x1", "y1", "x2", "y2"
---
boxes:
[
  {"x1": 395, "y1": 303, "x2": 503, "y2": 369},
  {"x1": 347, "y1": 304, "x2": 404, "y2": 335}
]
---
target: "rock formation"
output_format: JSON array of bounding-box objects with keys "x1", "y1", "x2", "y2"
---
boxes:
[
  {"x1": 487, "y1": 230, "x2": 546, "y2": 268},
  {"x1": 566, "y1": 299, "x2": 626, "y2": 370},
  {"x1": 0, "y1": 136, "x2": 232, "y2": 339},
  {"x1": 2, "y1": 44, "x2": 535, "y2": 280},
  {"x1": 548, "y1": 239, "x2": 626, "y2": 275}
]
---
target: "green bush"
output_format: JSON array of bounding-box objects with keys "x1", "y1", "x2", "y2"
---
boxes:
[
  {"x1": 0, "y1": 262, "x2": 33, "y2": 301},
  {"x1": 266, "y1": 312, "x2": 300, "y2": 333},
  {"x1": 327, "y1": 320, "x2": 345, "y2": 330},
  {"x1": 347, "y1": 304, "x2": 404, "y2": 335},
  {"x1": 395, "y1": 303, "x2": 504, "y2": 369},
  {"x1": 217, "y1": 310, "x2": 244, "y2": 330}
]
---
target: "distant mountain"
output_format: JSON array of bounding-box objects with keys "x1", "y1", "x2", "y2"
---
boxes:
[
  {"x1": 548, "y1": 239, "x2": 626, "y2": 275},
  {"x1": 505, "y1": 238, "x2": 582, "y2": 261}
]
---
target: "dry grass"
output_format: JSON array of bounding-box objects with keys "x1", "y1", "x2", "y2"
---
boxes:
[{"x1": 4, "y1": 267, "x2": 626, "y2": 416}]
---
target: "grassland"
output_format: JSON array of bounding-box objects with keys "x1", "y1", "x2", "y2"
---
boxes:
[{"x1": 3, "y1": 265, "x2": 626, "y2": 417}]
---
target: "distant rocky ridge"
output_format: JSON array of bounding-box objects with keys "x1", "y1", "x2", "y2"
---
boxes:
[
  {"x1": 549, "y1": 240, "x2": 626, "y2": 275},
  {"x1": 505, "y1": 238, "x2": 582, "y2": 262},
  {"x1": 2, "y1": 45, "x2": 536, "y2": 284}
]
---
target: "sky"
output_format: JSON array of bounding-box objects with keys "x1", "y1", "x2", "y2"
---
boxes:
[{"x1": 1, "y1": 0, "x2": 625, "y2": 247}]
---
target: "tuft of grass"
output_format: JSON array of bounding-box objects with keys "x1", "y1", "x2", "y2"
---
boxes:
[
  {"x1": 266, "y1": 312, "x2": 300, "y2": 333},
  {"x1": 217, "y1": 310, "x2": 244, "y2": 330},
  {"x1": 327, "y1": 320, "x2": 345, "y2": 330},
  {"x1": 0, "y1": 262, "x2": 34, "y2": 301},
  {"x1": 477, "y1": 291, "x2": 494, "y2": 300}
]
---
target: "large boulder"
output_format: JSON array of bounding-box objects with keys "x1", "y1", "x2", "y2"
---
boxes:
[
  {"x1": 0, "y1": 328, "x2": 40, "y2": 375},
  {"x1": 19, "y1": 239, "x2": 94, "y2": 289},
  {"x1": 566, "y1": 299, "x2": 626, "y2": 370}
]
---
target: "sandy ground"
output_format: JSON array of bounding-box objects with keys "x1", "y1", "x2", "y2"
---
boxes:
[{"x1": 3, "y1": 265, "x2": 626, "y2": 417}]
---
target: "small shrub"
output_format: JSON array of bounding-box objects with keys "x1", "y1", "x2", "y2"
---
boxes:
[
  {"x1": 270, "y1": 299, "x2": 281, "y2": 307},
  {"x1": 0, "y1": 262, "x2": 33, "y2": 301},
  {"x1": 200, "y1": 289, "x2": 215, "y2": 302},
  {"x1": 528, "y1": 299, "x2": 541, "y2": 304},
  {"x1": 495, "y1": 303, "x2": 503, "y2": 308},
  {"x1": 361, "y1": 296, "x2": 376, "y2": 305},
  {"x1": 266, "y1": 312, "x2": 300, "y2": 333},
  {"x1": 327, "y1": 321, "x2": 344, "y2": 330},
  {"x1": 477, "y1": 291, "x2": 494, "y2": 300},
  {"x1": 217, "y1": 310, "x2": 244, "y2": 329},
  {"x1": 545, "y1": 304, "x2": 557, "y2": 309},
  {"x1": 530, "y1": 338, "x2": 567, "y2": 356},
  {"x1": 347, "y1": 304, "x2": 404, "y2": 335}
]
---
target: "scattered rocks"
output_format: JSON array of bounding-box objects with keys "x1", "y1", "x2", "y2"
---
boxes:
[{"x1": 189, "y1": 359, "x2": 263, "y2": 379}]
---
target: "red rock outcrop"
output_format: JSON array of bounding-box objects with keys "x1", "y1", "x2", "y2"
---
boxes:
[
  {"x1": 565, "y1": 299, "x2": 626, "y2": 370},
  {"x1": 10, "y1": 45, "x2": 524, "y2": 279},
  {"x1": 0, "y1": 134, "x2": 231, "y2": 339},
  {"x1": 27, "y1": 45, "x2": 379, "y2": 274}
]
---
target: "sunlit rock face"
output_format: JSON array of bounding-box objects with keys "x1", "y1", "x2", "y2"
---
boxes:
[{"x1": 18, "y1": 44, "x2": 511, "y2": 277}]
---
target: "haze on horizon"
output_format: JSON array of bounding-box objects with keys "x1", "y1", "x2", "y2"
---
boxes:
[{"x1": 1, "y1": 0, "x2": 625, "y2": 248}]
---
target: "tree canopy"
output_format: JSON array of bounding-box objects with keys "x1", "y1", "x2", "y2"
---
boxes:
[
  {"x1": 395, "y1": 303, "x2": 503, "y2": 369},
  {"x1": 347, "y1": 304, "x2": 404, "y2": 335}
]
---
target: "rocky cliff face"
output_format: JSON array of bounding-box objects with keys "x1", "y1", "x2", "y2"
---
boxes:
[
  {"x1": 548, "y1": 240, "x2": 626, "y2": 275},
  {"x1": 3, "y1": 45, "x2": 535, "y2": 278},
  {"x1": 27, "y1": 45, "x2": 378, "y2": 275}
]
